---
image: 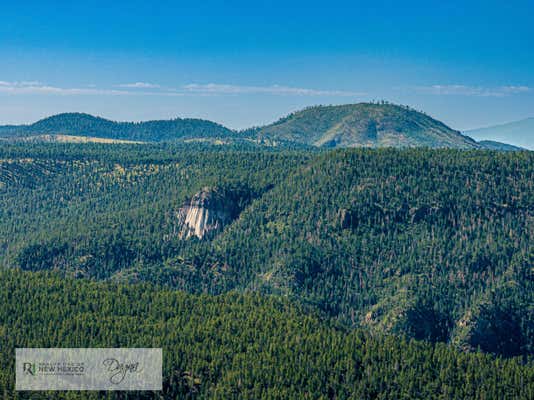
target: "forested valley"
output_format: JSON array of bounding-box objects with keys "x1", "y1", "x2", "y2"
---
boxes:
[{"x1": 0, "y1": 142, "x2": 532, "y2": 398}]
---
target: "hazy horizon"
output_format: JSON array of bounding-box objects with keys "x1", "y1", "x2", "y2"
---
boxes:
[{"x1": 1, "y1": 103, "x2": 533, "y2": 131}]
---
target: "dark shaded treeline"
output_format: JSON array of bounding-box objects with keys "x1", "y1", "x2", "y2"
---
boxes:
[{"x1": 0, "y1": 269, "x2": 532, "y2": 399}]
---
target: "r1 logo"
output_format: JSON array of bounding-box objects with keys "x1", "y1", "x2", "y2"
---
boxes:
[{"x1": 23, "y1": 363, "x2": 36, "y2": 376}]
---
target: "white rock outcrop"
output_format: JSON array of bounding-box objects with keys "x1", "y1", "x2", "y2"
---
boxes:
[{"x1": 177, "y1": 188, "x2": 238, "y2": 239}]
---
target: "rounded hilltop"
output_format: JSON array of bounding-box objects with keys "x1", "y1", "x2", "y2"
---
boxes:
[{"x1": 249, "y1": 102, "x2": 480, "y2": 149}]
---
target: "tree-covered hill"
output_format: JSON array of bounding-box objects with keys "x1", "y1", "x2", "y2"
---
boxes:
[
  {"x1": 0, "y1": 112, "x2": 239, "y2": 142},
  {"x1": 0, "y1": 268, "x2": 532, "y2": 399},
  {"x1": 245, "y1": 103, "x2": 482, "y2": 148},
  {"x1": 0, "y1": 104, "x2": 518, "y2": 149},
  {"x1": 0, "y1": 143, "x2": 532, "y2": 360},
  {"x1": 213, "y1": 148, "x2": 533, "y2": 356}
]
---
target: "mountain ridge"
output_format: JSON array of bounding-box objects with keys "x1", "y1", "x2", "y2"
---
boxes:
[
  {"x1": 465, "y1": 117, "x2": 534, "y2": 150},
  {"x1": 477, "y1": 140, "x2": 525, "y2": 151},
  {"x1": 0, "y1": 112, "x2": 238, "y2": 142},
  {"x1": 0, "y1": 105, "x2": 527, "y2": 150}
]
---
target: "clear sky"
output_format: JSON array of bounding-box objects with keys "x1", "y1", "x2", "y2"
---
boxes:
[{"x1": 1, "y1": 0, "x2": 533, "y2": 133}]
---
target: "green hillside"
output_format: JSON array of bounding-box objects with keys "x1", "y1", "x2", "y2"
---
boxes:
[
  {"x1": 1, "y1": 143, "x2": 532, "y2": 360},
  {"x1": 0, "y1": 268, "x2": 532, "y2": 399},
  {"x1": 213, "y1": 148, "x2": 533, "y2": 355},
  {"x1": 247, "y1": 103, "x2": 481, "y2": 148}
]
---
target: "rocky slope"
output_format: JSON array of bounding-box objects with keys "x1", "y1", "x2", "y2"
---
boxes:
[{"x1": 177, "y1": 187, "x2": 248, "y2": 239}]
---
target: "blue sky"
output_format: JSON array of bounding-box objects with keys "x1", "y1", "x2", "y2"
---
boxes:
[{"x1": 0, "y1": 0, "x2": 533, "y2": 133}]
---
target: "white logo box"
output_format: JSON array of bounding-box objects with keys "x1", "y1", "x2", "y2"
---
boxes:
[{"x1": 16, "y1": 348, "x2": 162, "y2": 391}]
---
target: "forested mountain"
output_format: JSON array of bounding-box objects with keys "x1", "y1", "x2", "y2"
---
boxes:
[
  {"x1": 1, "y1": 143, "x2": 532, "y2": 361},
  {"x1": 466, "y1": 117, "x2": 534, "y2": 150},
  {"x1": 0, "y1": 112, "x2": 238, "y2": 142},
  {"x1": 245, "y1": 103, "x2": 482, "y2": 148},
  {"x1": 0, "y1": 104, "x2": 521, "y2": 150},
  {"x1": 212, "y1": 148, "x2": 533, "y2": 356}
]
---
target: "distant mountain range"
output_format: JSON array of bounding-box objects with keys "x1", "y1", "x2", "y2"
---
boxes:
[
  {"x1": 0, "y1": 104, "x2": 526, "y2": 150},
  {"x1": 476, "y1": 140, "x2": 525, "y2": 151},
  {"x1": 465, "y1": 118, "x2": 533, "y2": 150}
]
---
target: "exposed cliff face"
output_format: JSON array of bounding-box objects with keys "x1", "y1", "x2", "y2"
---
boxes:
[{"x1": 177, "y1": 187, "x2": 245, "y2": 239}]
